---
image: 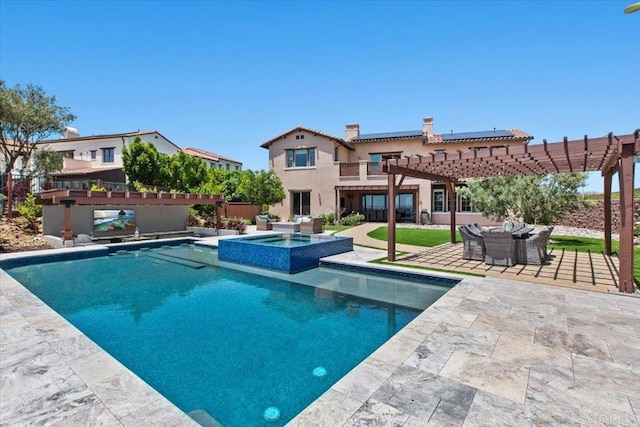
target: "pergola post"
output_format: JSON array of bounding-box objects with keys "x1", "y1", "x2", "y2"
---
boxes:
[
  {"x1": 603, "y1": 171, "x2": 613, "y2": 255},
  {"x1": 617, "y1": 139, "x2": 636, "y2": 293},
  {"x1": 387, "y1": 172, "x2": 397, "y2": 261},
  {"x1": 60, "y1": 199, "x2": 76, "y2": 241},
  {"x1": 444, "y1": 180, "x2": 456, "y2": 243}
]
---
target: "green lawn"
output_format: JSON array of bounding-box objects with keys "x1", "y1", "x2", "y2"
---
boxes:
[
  {"x1": 368, "y1": 227, "x2": 639, "y2": 283},
  {"x1": 367, "y1": 227, "x2": 461, "y2": 247}
]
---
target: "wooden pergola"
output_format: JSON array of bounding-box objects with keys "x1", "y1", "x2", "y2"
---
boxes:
[
  {"x1": 37, "y1": 189, "x2": 224, "y2": 241},
  {"x1": 383, "y1": 130, "x2": 639, "y2": 293}
]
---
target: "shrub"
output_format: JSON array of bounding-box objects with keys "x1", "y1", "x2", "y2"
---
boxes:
[
  {"x1": 340, "y1": 212, "x2": 365, "y2": 227},
  {"x1": 634, "y1": 222, "x2": 640, "y2": 238},
  {"x1": 203, "y1": 217, "x2": 217, "y2": 228},
  {"x1": 16, "y1": 193, "x2": 42, "y2": 233},
  {"x1": 323, "y1": 212, "x2": 336, "y2": 225},
  {"x1": 186, "y1": 214, "x2": 202, "y2": 227},
  {"x1": 226, "y1": 217, "x2": 246, "y2": 234}
]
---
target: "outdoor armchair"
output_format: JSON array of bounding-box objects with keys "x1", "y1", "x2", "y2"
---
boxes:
[
  {"x1": 255, "y1": 215, "x2": 273, "y2": 231},
  {"x1": 482, "y1": 230, "x2": 516, "y2": 266},
  {"x1": 458, "y1": 225, "x2": 485, "y2": 261},
  {"x1": 515, "y1": 228, "x2": 551, "y2": 265},
  {"x1": 299, "y1": 216, "x2": 324, "y2": 234}
]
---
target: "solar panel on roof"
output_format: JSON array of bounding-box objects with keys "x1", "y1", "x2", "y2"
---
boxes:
[
  {"x1": 442, "y1": 130, "x2": 513, "y2": 140},
  {"x1": 358, "y1": 130, "x2": 423, "y2": 140}
]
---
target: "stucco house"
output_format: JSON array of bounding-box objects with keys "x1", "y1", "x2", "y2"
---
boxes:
[
  {"x1": 182, "y1": 147, "x2": 242, "y2": 171},
  {"x1": 32, "y1": 128, "x2": 241, "y2": 186},
  {"x1": 261, "y1": 117, "x2": 532, "y2": 224}
]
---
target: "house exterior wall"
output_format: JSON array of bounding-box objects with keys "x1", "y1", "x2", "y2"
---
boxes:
[
  {"x1": 264, "y1": 124, "x2": 530, "y2": 225},
  {"x1": 267, "y1": 129, "x2": 340, "y2": 219}
]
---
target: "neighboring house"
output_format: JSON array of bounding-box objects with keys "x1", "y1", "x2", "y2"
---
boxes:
[
  {"x1": 32, "y1": 128, "x2": 240, "y2": 188},
  {"x1": 261, "y1": 117, "x2": 533, "y2": 224},
  {"x1": 182, "y1": 147, "x2": 242, "y2": 171}
]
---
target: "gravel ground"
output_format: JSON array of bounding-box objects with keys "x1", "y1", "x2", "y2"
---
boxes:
[{"x1": 396, "y1": 223, "x2": 620, "y2": 240}]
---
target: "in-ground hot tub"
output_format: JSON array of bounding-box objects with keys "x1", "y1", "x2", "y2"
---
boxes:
[{"x1": 218, "y1": 233, "x2": 353, "y2": 273}]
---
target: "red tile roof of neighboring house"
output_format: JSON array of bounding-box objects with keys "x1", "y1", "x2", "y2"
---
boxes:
[
  {"x1": 51, "y1": 166, "x2": 123, "y2": 176},
  {"x1": 40, "y1": 130, "x2": 183, "y2": 153},
  {"x1": 182, "y1": 147, "x2": 241, "y2": 165},
  {"x1": 261, "y1": 126, "x2": 355, "y2": 150}
]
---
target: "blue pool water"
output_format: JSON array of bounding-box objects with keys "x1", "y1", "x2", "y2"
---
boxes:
[{"x1": 6, "y1": 245, "x2": 451, "y2": 426}]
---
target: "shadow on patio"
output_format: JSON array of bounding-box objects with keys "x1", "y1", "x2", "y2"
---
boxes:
[{"x1": 394, "y1": 243, "x2": 621, "y2": 293}]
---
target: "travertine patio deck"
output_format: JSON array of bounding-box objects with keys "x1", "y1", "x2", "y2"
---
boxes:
[{"x1": 396, "y1": 243, "x2": 621, "y2": 293}]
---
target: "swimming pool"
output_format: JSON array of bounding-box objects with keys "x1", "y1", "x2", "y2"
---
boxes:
[{"x1": 4, "y1": 245, "x2": 453, "y2": 426}]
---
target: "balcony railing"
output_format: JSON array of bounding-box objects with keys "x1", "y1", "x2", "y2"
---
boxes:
[
  {"x1": 339, "y1": 162, "x2": 360, "y2": 177},
  {"x1": 367, "y1": 162, "x2": 385, "y2": 175}
]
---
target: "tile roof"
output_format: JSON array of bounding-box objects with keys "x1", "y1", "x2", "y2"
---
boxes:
[
  {"x1": 352, "y1": 128, "x2": 533, "y2": 144},
  {"x1": 261, "y1": 126, "x2": 355, "y2": 150},
  {"x1": 183, "y1": 147, "x2": 242, "y2": 165},
  {"x1": 41, "y1": 130, "x2": 162, "y2": 143},
  {"x1": 353, "y1": 130, "x2": 423, "y2": 142},
  {"x1": 51, "y1": 166, "x2": 123, "y2": 176},
  {"x1": 427, "y1": 129, "x2": 533, "y2": 144}
]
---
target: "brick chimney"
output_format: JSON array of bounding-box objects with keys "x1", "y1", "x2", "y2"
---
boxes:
[
  {"x1": 422, "y1": 117, "x2": 433, "y2": 137},
  {"x1": 345, "y1": 123, "x2": 360, "y2": 141}
]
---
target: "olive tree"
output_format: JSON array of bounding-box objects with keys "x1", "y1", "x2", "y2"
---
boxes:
[
  {"x1": 458, "y1": 173, "x2": 590, "y2": 225},
  {"x1": 0, "y1": 80, "x2": 76, "y2": 174}
]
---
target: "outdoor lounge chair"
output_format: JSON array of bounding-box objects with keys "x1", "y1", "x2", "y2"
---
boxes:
[
  {"x1": 482, "y1": 229, "x2": 516, "y2": 266},
  {"x1": 299, "y1": 216, "x2": 324, "y2": 234},
  {"x1": 255, "y1": 215, "x2": 272, "y2": 231},
  {"x1": 458, "y1": 225, "x2": 485, "y2": 261}
]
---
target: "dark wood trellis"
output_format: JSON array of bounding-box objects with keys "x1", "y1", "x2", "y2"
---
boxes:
[{"x1": 383, "y1": 130, "x2": 639, "y2": 293}]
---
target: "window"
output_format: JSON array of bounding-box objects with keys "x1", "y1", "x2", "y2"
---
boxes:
[
  {"x1": 226, "y1": 164, "x2": 230, "y2": 170},
  {"x1": 235, "y1": 165, "x2": 240, "y2": 170},
  {"x1": 90, "y1": 150, "x2": 97, "y2": 160},
  {"x1": 102, "y1": 147, "x2": 115, "y2": 163},
  {"x1": 334, "y1": 146, "x2": 339, "y2": 162},
  {"x1": 432, "y1": 187, "x2": 474, "y2": 212},
  {"x1": 291, "y1": 192, "x2": 311, "y2": 215},
  {"x1": 286, "y1": 148, "x2": 315, "y2": 168},
  {"x1": 295, "y1": 134, "x2": 305, "y2": 140},
  {"x1": 433, "y1": 189, "x2": 446, "y2": 212},
  {"x1": 459, "y1": 195, "x2": 473, "y2": 212},
  {"x1": 58, "y1": 150, "x2": 74, "y2": 159}
]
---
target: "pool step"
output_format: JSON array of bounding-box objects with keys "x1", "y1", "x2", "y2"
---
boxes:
[{"x1": 145, "y1": 252, "x2": 207, "y2": 269}]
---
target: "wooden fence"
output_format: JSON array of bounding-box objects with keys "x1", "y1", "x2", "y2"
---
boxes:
[{"x1": 221, "y1": 202, "x2": 260, "y2": 220}]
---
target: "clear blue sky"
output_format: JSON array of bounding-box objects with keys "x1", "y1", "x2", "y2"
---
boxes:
[{"x1": 1, "y1": 0, "x2": 638, "y2": 191}]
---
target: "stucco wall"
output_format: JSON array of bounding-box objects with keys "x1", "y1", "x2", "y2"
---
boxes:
[
  {"x1": 268, "y1": 130, "x2": 341, "y2": 219},
  {"x1": 266, "y1": 128, "x2": 528, "y2": 224},
  {"x1": 43, "y1": 204, "x2": 190, "y2": 237}
]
